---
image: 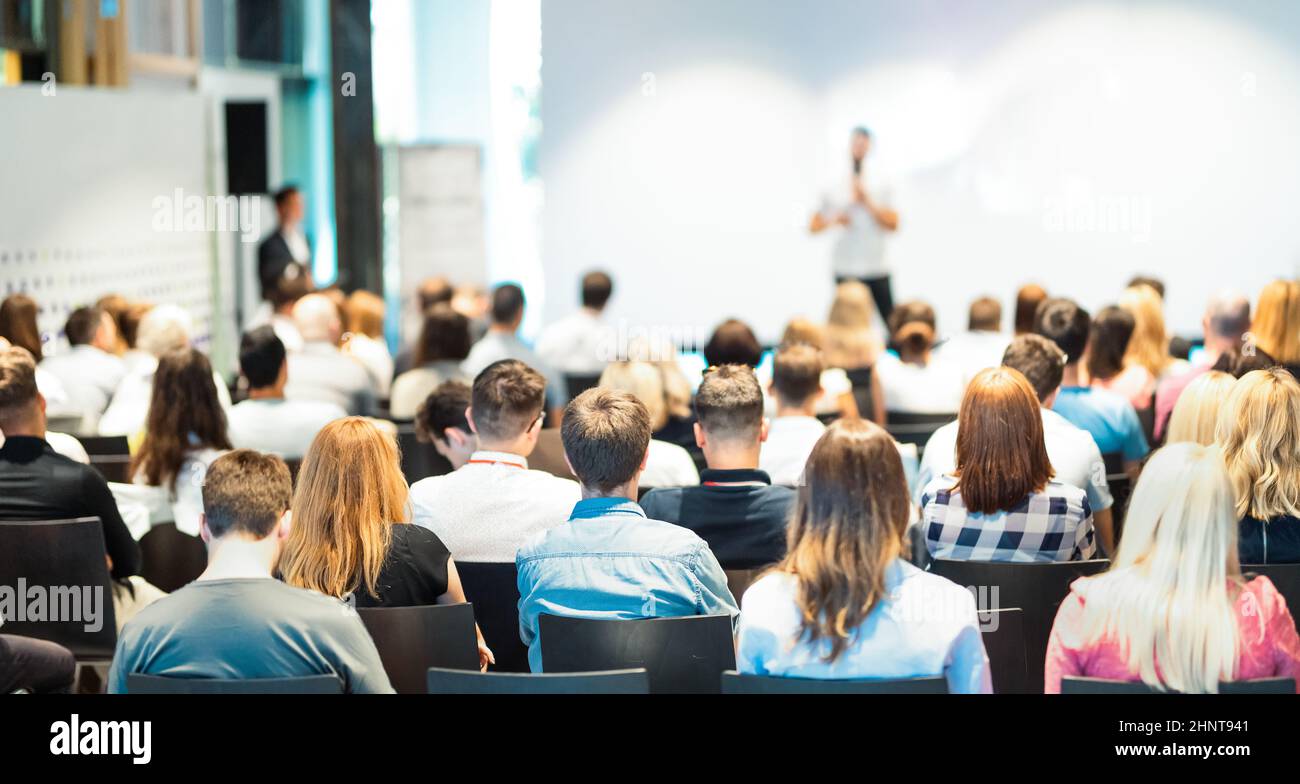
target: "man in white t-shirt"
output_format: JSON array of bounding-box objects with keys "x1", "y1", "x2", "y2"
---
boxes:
[
  {"x1": 760, "y1": 345, "x2": 828, "y2": 487},
  {"x1": 810, "y1": 126, "x2": 900, "y2": 324},
  {"x1": 933, "y1": 296, "x2": 1012, "y2": 389},
  {"x1": 916, "y1": 334, "x2": 1115, "y2": 554},
  {"x1": 409, "y1": 359, "x2": 580, "y2": 563},
  {"x1": 227, "y1": 326, "x2": 346, "y2": 459},
  {"x1": 535, "y1": 271, "x2": 613, "y2": 380}
]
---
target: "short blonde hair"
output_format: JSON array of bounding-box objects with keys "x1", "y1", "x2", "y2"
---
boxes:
[
  {"x1": 344, "y1": 290, "x2": 386, "y2": 339},
  {"x1": 135, "y1": 304, "x2": 193, "y2": 358},
  {"x1": 825, "y1": 281, "x2": 881, "y2": 369},
  {"x1": 599, "y1": 361, "x2": 668, "y2": 431},
  {"x1": 1166, "y1": 371, "x2": 1235, "y2": 446},
  {"x1": 1215, "y1": 368, "x2": 1300, "y2": 520}
]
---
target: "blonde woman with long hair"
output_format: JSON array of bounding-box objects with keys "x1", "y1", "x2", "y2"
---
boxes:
[
  {"x1": 1164, "y1": 371, "x2": 1235, "y2": 446},
  {"x1": 1045, "y1": 443, "x2": 1300, "y2": 693},
  {"x1": 1250, "y1": 279, "x2": 1300, "y2": 374},
  {"x1": 1215, "y1": 368, "x2": 1300, "y2": 564},
  {"x1": 1119, "y1": 283, "x2": 1176, "y2": 380},
  {"x1": 736, "y1": 418, "x2": 991, "y2": 692},
  {"x1": 824, "y1": 280, "x2": 884, "y2": 373},
  {"x1": 598, "y1": 361, "x2": 700, "y2": 487},
  {"x1": 280, "y1": 417, "x2": 493, "y2": 669},
  {"x1": 771, "y1": 317, "x2": 868, "y2": 420}
]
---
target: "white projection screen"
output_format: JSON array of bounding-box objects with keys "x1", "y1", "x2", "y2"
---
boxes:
[{"x1": 539, "y1": 0, "x2": 1300, "y2": 342}]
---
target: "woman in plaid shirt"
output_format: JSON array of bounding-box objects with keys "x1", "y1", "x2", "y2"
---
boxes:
[{"x1": 920, "y1": 367, "x2": 1096, "y2": 563}]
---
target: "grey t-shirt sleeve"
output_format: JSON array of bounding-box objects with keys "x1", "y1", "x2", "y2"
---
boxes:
[{"x1": 324, "y1": 609, "x2": 395, "y2": 694}]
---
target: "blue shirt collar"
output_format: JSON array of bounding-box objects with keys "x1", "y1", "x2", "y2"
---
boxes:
[{"x1": 569, "y1": 497, "x2": 647, "y2": 520}]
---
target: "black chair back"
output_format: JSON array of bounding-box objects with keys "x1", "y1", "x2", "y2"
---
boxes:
[
  {"x1": 928, "y1": 558, "x2": 1109, "y2": 693},
  {"x1": 1101, "y1": 451, "x2": 1125, "y2": 476},
  {"x1": 427, "y1": 667, "x2": 649, "y2": 695},
  {"x1": 539, "y1": 614, "x2": 736, "y2": 694},
  {"x1": 885, "y1": 411, "x2": 957, "y2": 451},
  {"x1": 456, "y1": 562, "x2": 529, "y2": 673},
  {"x1": 357, "y1": 603, "x2": 480, "y2": 694},
  {"x1": 980, "y1": 607, "x2": 1027, "y2": 694},
  {"x1": 564, "y1": 373, "x2": 603, "y2": 402},
  {"x1": 720, "y1": 671, "x2": 947, "y2": 694},
  {"x1": 844, "y1": 366, "x2": 877, "y2": 423},
  {"x1": 1061, "y1": 676, "x2": 1294, "y2": 695},
  {"x1": 1242, "y1": 564, "x2": 1300, "y2": 621},
  {"x1": 78, "y1": 434, "x2": 132, "y2": 484},
  {"x1": 138, "y1": 522, "x2": 208, "y2": 593},
  {"x1": 0, "y1": 517, "x2": 117, "y2": 660},
  {"x1": 1106, "y1": 472, "x2": 1133, "y2": 545},
  {"x1": 127, "y1": 674, "x2": 343, "y2": 694},
  {"x1": 396, "y1": 424, "x2": 453, "y2": 485}
]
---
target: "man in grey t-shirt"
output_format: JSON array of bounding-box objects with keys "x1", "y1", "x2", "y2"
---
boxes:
[{"x1": 108, "y1": 450, "x2": 392, "y2": 694}]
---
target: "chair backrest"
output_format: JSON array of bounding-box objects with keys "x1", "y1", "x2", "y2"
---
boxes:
[
  {"x1": 427, "y1": 667, "x2": 650, "y2": 695},
  {"x1": 356, "y1": 603, "x2": 480, "y2": 694},
  {"x1": 539, "y1": 614, "x2": 736, "y2": 694},
  {"x1": 78, "y1": 434, "x2": 132, "y2": 484},
  {"x1": 1101, "y1": 451, "x2": 1125, "y2": 476},
  {"x1": 1242, "y1": 564, "x2": 1300, "y2": 623},
  {"x1": 455, "y1": 561, "x2": 529, "y2": 673},
  {"x1": 979, "y1": 607, "x2": 1027, "y2": 694},
  {"x1": 1061, "y1": 676, "x2": 1295, "y2": 695},
  {"x1": 396, "y1": 423, "x2": 453, "y2": 485},
  {"x1": 46, "y1": 413, "x2": 86, "y2": 435},
  {"x1": 928, "y1": 558, "x2": 1109, "y2": 693},
  {"x1": 0, "y1": 517, "x2": 117, "y2": 659},
  {"x1": 528, "y1": 428, "x2": 577, "y2": 480},
  {"x1": 724, "y1": 569, "x2": 762, "y2": 602},
  {"x1": 720, "y1": 671, "x2": 948, "y2": 694},
  {"x1": 127, "y1": 674, "x2": 343, "y2": 694},
  {"x1": 564, "y1": 373, "x2": 603, "y2": 402},
  {"x1": 884, "y1": 412, "x2": 957, "y2": 450},
  {"x1": 1106, "y1": 472, "x2": 1133, "y2": 544},
  {"x1": 138, "y1": 522, "x2": 208, "y2": 594},
  {"x1": 844, "y1": 366, "x2": 876, "y2": 422}
]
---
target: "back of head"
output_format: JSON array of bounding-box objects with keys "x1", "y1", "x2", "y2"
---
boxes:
[
  {"x1": 894, "y1": 321, "x2": 935, "y2": 362},
  {"x1": 783, "y1": 418, "x2": 910, "y2": 662},
  {"x1": 1085, "y1": 442, "x2": 1239, "y2": 693},
  {"x1": 1033, "y1": 297, "x2": 1090, "y2": 364},
  {"x1": 1215, "y1": 368, "x2": 1300, "y2": 520},
  {"x1": 64, "y1": 306, "x2": 106, "y2": 348},
  {"x1": 1001, "y1": 334, "x2": 1066, "y2": 403},
  {"x1": 281, "y1": 417, "x2": 408, "y2": 599},
  {"x1": 0, "y1": 294, "x2": 43, "y2": 362},
  {"x1": 470, "y1": 359, "x2": 546, "y2": 441},
  {"x1": 887, "y1": 300, "x2": 936, "y2": 337},
  {"x1": 780, "y1": 317, "x2": 825, "y2": 351},
  {"x1": 136, "y1": 304, "x2": 193, "y2": 358},
  {"x1": 955, "y1": 367, "x2": 1052, "y2": 514},
  {"x1": 1205, "y1": 290, "x2": 1251, "y2": 345},
  {"x1": 1126, "y1": 276, "x2": 1166, "y2": 300},
  {"x1": 1166, "y1": 371, "x2": 1236, "y2": 446},
  {"x1": 561, "y1": 387, "x2": 651, "y2": 493},
  {"x1": 239, "y1": 326, "x2": 286, "y2": 390},
  {"x1": 825, "y1": 282, "x2": 879, "y2": 368},
  {"x1": 599, "y1": 361, "x2": 668, "y2": 431},
  {"x1": 1086, "y1": 305, "x2": 1135, "y2": 382},
  {"x1": 414, "y1": 304, "x2": 472, "y2": 367},
  {"x1": 268, "y1": 265, "x2": 311, "y2": 311},
  {"x1": 580, "y1": 270, "x2": 614, "y2": 311},
  {"x1": 344, "y1": 290, "x2": 385, "y2": 339},
  {"x1": 418, "y1": 277, "x2": 454, "y2": 311},
  {"x1": 1014, "y1": 284, "x2": 1048, "y2": 336},
  {"x1": 1119, "y1": 284, "x2": 1171, "y2": 376},
  {"x1": 121, "y1": 302, "x2": 153, "y2": 349},
  {"x1": 490, "y1": 283, "x2": 526, "y2": 326},
  {"x1": 201, "y1": 450, "x2": 292, "y2": 540},
  {"x1": 828, "y1": 280, "x2": 874, "y2": 332},
  {"x1": 0, "y1": 345, "x2": 39, "y2": 431},
  {"x1": 134, "y1": 347, "x2": 231, "y2": 489},
  {"x1": 1251, "y1": 279, "x2": 1300, "y2": 365},
  {"x1": 703, "y1": 319, "x2": 762, "y2": 368},
  {"x1": 772, "y1": 344, "x2": 824, "y2": 406},
  {"x1": 694, "y1": 364, "x2": 764, "y2": 444},
  {"x1": 415, "y1": 379, "x2": 471, "y2": 445},
  {"x1": 292, "y1": 293, "x2": 341, "y2": 344},
  {"x1": 968, "y1": 296, "x2": 1002, "y2": 333}
]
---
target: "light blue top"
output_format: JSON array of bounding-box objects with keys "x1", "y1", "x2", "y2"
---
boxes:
[
  {"x1": 516, "y1": 497, "x2": 739, "y2": 672},
  {"x1": 736, "y1": 560, "x2": 992, "y2": 693},
  {"x1": 1051, "y1": 386, "x2": 1149, "y2": 461}
]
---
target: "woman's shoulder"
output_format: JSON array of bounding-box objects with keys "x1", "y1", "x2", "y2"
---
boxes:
[
  {"x1": 1239, "y1": 574, "x2": 1292, "y2": 618},
  {"x1": 390, "y1": 523, "x2": 451, "y2": 559}
]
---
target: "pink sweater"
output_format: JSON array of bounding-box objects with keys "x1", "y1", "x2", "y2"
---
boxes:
[{"x1": 1045, "y1": 575, "x2": 1300, "y2": 693}]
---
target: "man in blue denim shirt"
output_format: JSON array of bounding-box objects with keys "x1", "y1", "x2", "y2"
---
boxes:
[{"x1": 516, "y1": 388, "x2": 739, "y2": 672}]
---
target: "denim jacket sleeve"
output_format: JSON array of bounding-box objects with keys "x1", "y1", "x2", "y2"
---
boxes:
[{"x1": 691, "y1": 542, "x2": 740, "y2": 629}]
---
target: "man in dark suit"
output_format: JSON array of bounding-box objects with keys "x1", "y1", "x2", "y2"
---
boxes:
[{"x1": 257, "y1": 186, "x2": 311, "y2": 302}]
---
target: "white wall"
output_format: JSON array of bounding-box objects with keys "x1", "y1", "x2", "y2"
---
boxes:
[{"x1": 539, "y1": 0, "x2": 1300, "y2": 340}]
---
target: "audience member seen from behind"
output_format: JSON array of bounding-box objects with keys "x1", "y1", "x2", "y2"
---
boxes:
[
  {"x1": 1119, "y1": 283, "x2": 1179, "y2": 384},
  {"x1": 389, "y1": 304, "x2": 472, "y2": 421},
  {"x1": 1153, "y1": 291, "x2": 1250, "y2": 442},
  {"x1": 1044, "y1": 443, "x2": 1300, "y2": 693},
  {"x1": 1164, "y1": 371, "x2": 1236, "y2": 446},
  {"x1": 516, "y1": 388, "x2": 739, "y2": 672},
  {"x1": 278, "y1": 417, "x2": 493, "y2": 669},
  {"x1": 738, "y1": 418, "x2": 991, "y2": 692},
  {"x1": 414, "y1": 380, "x2": 477, "y2": 470},
  {"x1": 823, "y1": 281, "x2": 886, "y2": 422},
  {"x1": 1216, "y1": 368, "x2": 1300, "y2": 564},
  {"x1": 341, "y1": 290, "x2": 394, "y2": 399},
  {"x1": 536, "y1": 270, "x2": 614, "y2": 377},
  {"x1": 286, "y1": 293, "x2": 375, "y2": 416},
  {"x1": 933, "y1": 296, "x2": 1011, "y2": 387},
  {"x1": 921, "y1": 367, "x2": 1096, "y2": 563},
  {"x1": 1249, "y1": 279, "x2": 1300, "y2": 379},
  {"x1": 598, "y1": 361, "x2": 700, "y2": 488},
  {"x1": 39, "y1": 305, "x2": 126, "y2": 424},
  {"x1": 107, "y1": 450, "x2": 394, "y2": 693},
  {"x1": 1085, "y1": 305, "x2": 1153, "y2": 411},
  {"x1": 762, "y1": 318, "x2": 863, "y2": 420},
  {"x1": 760, "y1": 343, "x2": 830, "y2": 487},
  {"x1": 462, "y1": 283, "x2": 558, "y2": 411},
  {"x1": 875, "y1": 301, "x2": 964, "y2": 415},
  {"x1": 1013, "y1": 284, "x2": 1048, "y2": 336}
]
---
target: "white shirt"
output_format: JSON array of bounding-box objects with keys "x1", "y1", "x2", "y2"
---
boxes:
[
  {"x1": 99, "y1": 357, "x2": 233, "y2": 437},
  {"x1": 915, "y1": 407, "x2": 1113, "y2": 513},
  {"x1": 283, "y1": 227, "x2": 311, "y2": 265},
  {"x1": 410, "y1": 450, "x2": 582, "y2": 563},
  {"x1": 874, "y1": 352, "x2": 965, "y2": 415},
  {"x1": 285, "y1": 341, "x2": 375, "y2": 416},
  {"x1": 640, "y1": 439, "x2": 700, "y2": 488},
  {"x1": 134, "y1": 446, "x2": 227, "y2": 537},
  {"x1": 40, "y1": 344, "x2": 127, "y2": 420},
  {"x1": 463, "y1": 331, "x2": 553, "y2": 381},
  {"x1": 932, "y1": 331, "x2": 1011, "y2": 388},
  {"x1": 757, "y1": 366, "x2": 853, "y2": 417},
  {"x1": 227, "y1": 397, "x2": 347, "y2": 459},
  {"x1": 821, "y1": 175, "x2": 893, "y2": 278},
  {"x1": 760, "y1": 416, "x2": 827, "y2": 487},
  {"x1": 389, "y1": 361, "x2": 469, "y2": 421},
  {"x1": 344, "y1": 334, "x2": 394, "y2": 399},
  {"x1": 535, "y1": 309, "x2": 608, "y2": 375},
  {"x1": 736, "y1": 564, "x2": 991, "y2": 693}
]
